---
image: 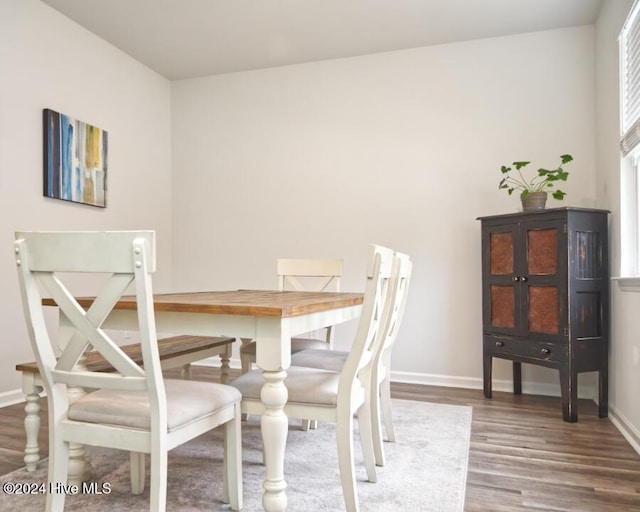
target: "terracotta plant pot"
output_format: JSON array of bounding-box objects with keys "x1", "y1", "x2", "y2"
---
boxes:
[{"x1": 521, "y1": 191, "x2": 547, "y2": 212}]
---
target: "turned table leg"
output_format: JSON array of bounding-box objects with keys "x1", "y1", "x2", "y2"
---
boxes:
[
  {"x1": 219, "y1": 343, "x2": 232, "y2": 384},
  {"x1": 21, "y1": 372, "x2": 43, "y2": 472},
  {"x1": 260, "y1": 369, "x2": 288, "y2": 512},
  {"x1": 256, "y1": 319, "x2": 290, "y2": 512},
  {"x1": 66, "y1": 382, "x2": 90, "y2": 485}
]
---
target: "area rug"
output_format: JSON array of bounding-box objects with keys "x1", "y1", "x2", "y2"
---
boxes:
[{"x1": 0, "y1": 399, "x2": 471, "y2": 511}]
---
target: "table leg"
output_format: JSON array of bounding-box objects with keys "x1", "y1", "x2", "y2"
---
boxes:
[
  {"x1": 256, "y1": 319, "x2": 291, "y2": 512},
  {"x1": 66, "y1": 383, "x2": 89, "y2": 485},
  {"x1": 220, "y1": 344, "x2": 232, "y2": 384},
  {"x1": 21, "y1": 373, "x2": 43, "y2": 472},
  {"x1": 260, "y1": 369, "x2": 288, "y2": 512}
]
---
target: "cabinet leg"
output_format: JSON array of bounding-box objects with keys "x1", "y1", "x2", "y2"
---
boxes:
[
  {"x1": 483, "y1": 353, "x2": 493, "y2": 398},
  {"x1": 559, "y1": 367, "x2": 578, "y2": 422},
  {"x1": 513, "y1": 362, "x2": 522, "y2": 395},
  {"x1": 599, "y1": 365, "x2": 608, "y2": 418}
]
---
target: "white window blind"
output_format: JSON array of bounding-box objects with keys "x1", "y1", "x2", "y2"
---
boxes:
[{"x1": 621, "y1": 0, "x2": 640, "y2": 156}]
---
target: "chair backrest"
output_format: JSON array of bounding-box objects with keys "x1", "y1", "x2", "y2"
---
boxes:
[
  {"x1": 277, "y1": 258, "x2": 342, "y2": 344},
  {"x1": 276, "y1": 258, "x2": 342, "y2": 293},
  {"x1": 14, "y1": 231, "x2": 163, "y2": 415},
  {"x1": 338, "y1": 245, "x2": 394, "y2": 392},
  {"x1": 374, "y1": 251, "x2": 412, "y2": 364}
]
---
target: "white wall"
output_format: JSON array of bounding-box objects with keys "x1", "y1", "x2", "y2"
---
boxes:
[
  {"x1": 0, "y1": 0, "x2": 173, "y2": 400},
  {"x1": 596, "y1": 0, "x2": 640, "y2": 450},
  {"x1": 172, "y1": 26, "x2": 598, "y2": 394},
  {"x1": 1, "y1": 0, "x2": 618, "y2": 433}
]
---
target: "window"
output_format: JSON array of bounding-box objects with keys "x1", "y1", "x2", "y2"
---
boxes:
[{"x1": 619, "y1": 0, "x2": 640, "y2": 282}]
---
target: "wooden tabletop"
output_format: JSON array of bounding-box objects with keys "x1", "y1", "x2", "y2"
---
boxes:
[{"x1": 43, "y1": 290, "x2": 364, "y2": 318}]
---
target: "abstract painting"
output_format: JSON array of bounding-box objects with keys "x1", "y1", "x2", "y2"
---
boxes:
[{"x1": 43, "y1": 108, "x2": 108, "y2": 207}]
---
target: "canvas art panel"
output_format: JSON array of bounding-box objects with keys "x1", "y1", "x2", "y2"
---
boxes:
[{"x1": 43, "y1": 109, "x2": 107, "y2": 208}]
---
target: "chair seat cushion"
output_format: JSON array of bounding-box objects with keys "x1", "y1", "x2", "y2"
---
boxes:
[
  {"x1": 68, "y1": 379, "x2": 241, "y2": 432},
  {"x1": 290, "y1": 349, "x2": 348, "y2": 372},
  {"x1": 240, "y1": 337, "x2": 329, "y2": 356},
  {"x1": 231, "y1": 366, "x2": 340, "y2": 406}
]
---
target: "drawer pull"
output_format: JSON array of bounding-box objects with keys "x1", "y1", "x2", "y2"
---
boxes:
[
  {"x1": 512, "y1": 276, "x2": 520, "y2": 282},
  {"x1": 495, "y1": 341, "x2": 504, "y2": 347},
  {"x1": 541, "y1": 348, "x2": 551, "y2": 355}
]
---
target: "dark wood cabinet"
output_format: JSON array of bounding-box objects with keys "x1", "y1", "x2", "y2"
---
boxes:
[{"x1": 478, "y1": 207, "x2": 609, "y2": 422}]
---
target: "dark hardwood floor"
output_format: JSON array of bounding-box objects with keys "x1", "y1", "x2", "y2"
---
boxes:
[{"x1": 2, "y1": 367, "x2": 639, "y2": 511}]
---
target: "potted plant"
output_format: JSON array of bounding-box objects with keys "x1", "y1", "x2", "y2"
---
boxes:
[{"x1": 498, "y1": 154, "x2": 572, "y2": 212}]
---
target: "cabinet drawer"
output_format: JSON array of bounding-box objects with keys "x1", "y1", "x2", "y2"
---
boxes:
[{"x1": 485, "y1": 336, "x2": 567, "y2": 363}]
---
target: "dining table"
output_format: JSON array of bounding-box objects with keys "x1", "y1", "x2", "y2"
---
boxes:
[{"x1": 47, "y1": 289, "x2": 364, "y2": 512}]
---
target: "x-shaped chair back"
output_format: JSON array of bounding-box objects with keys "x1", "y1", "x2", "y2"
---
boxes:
[{"x1": 14, "y1": 231, "x2": 161, "y2": 405}]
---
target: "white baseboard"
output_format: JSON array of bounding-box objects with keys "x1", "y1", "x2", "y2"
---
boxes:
[
  {"x1": 389, "y1": 369, "x2": 597, "y2": 400},
  {"x1": 195, "y1": 358, "x2": 598, "y2": 400},
  {"x1": 0, "y1": 361, "x2": 599, "y2": 405},
  {"x1": 608, "y1": 405, "x2": 640, "y2": 455},
  {"x1": 0, "y1": 389, "x2": 28, "y2": 408},
  {"x1": 4, "y1": 359, "x2": 636, "y2": 457}
]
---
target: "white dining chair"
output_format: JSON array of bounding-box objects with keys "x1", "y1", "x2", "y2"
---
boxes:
[
  {"x1": 239, "y1": 258, "x2": 343, "y2": 375},
  {"x1": 231, "y1": 245, "x2": 394, "y2": 512},
  {"x1": 290, "y1": 251, "x2": 412, "y2": 466},
  {"x1": 14, "y1": 231, "x2": 243, "y2": 512}
]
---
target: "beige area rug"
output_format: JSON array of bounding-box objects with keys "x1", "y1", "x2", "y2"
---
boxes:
[{"x1": 0, "y1": 399, "x2": 471, "y2": 511}]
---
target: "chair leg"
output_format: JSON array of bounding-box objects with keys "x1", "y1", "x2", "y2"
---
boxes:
[
  {"x1": 336, "y1": 404, "x2": 359, "y2": 512},
  {"x1": 380, "y1": 362, "x2": 395, "y2": 443},
  {"x1": 46, "y1": 430, "x2": 69, "y2": 512},
  {"x1": 224, "y1": 402, "x2": 243, "y2": 511},
  {"x1": 149, "y1": 446, "x2": 168, "y2": 512},
  {"x1": 301, "y1": 419, "x2": 318, "y2": 430},
  {"x1": 371, "y1": 378, "x2": 385, "y2": 467},
  {"x1": 130, "y1": 452, "x2": 146, "y2": 494},
  {"x1": 357, "y1": 402, "x2": 377, "y2": 483}
]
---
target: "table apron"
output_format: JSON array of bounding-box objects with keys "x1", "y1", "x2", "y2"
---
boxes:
[
  {"x1": 285, "y1": 304, "x2": 361, "y2": 336},
  {"x1": 70, "y1": 304, "x2": 362, "y2": 341},
  {"x1": 99, "y1": 310, "x2": 259, "y2": 339}
]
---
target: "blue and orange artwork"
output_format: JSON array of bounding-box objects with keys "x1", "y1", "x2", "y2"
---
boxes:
[{"x1": 43, "y1": 109, "x2": 107, "y2": 208}]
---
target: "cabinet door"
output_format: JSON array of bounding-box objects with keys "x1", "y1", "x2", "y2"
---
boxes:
[
  {"x1": 482, "y1": 223, "x2": 522, "y2": 335},
  {"x1": 522, "y1": 219, "x2": 568, "y2": 342},
  {"x1": 482, "y1": 218, "x2": 568, "y2": 340}
]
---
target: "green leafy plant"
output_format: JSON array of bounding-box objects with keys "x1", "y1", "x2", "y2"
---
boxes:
[{"x1": 499, "y1": 154, "x2": 573, "y2": 200}]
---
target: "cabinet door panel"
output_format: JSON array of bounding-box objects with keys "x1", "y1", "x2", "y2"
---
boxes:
[
  {"x1": 490, "y1": 285, "x2": 515, "y2": 328},
  {"x1": 490, "y1": 232, "x2": 514, "y2": 275},
  {"x1": 528, "y1": 286, "x2": 559, "y2": 334},
  {"x1": 528, "y1": 228, "x2": 557, "y2": 275}
]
